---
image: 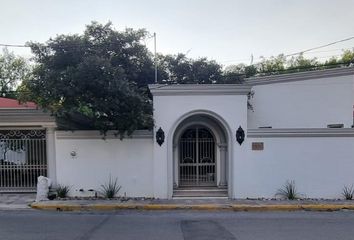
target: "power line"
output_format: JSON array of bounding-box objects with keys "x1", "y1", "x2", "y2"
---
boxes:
[
  {"x1": 1, "y1": 37, "x2": 353, "y2": 68},
  {"x1": 239, "y1": 38, "x2": 354, "y2": 70},
  {"x1": 219, "y1": 47, "x2": 354, "y2": 64},
  {"x1": 285, "y1": 36, "x2": 354, "y2": 57},
  {"x1": 0, "y1": 43, "x2": 28, "y2": 48},
  {"x1": 2, "y1": 35, "x2": 354, "y2": 53},
  {"x1": 301, "y1": 47, "x2": 354, "y2": 54},
  {"x1": 0, "y1": 35, "x2": 156, "y2": 49},
  {"x1": 220, "y1": 36, "x2": 354, "y2": 64}
]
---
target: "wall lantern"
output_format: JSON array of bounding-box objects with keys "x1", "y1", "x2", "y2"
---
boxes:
[
  {"x1": 156, "y1": 127, "x2": 165, "y2": 146},
  {"x1": 236, "y1": 126, "x2": 245, "y2": 145},
  {"x1": 70, "y1": 151, "x2": 77, "y2": 158}
]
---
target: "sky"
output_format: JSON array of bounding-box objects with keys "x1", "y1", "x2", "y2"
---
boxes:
[{"x1": 1, "y1": 0, "x2": 354, "y2": 66}]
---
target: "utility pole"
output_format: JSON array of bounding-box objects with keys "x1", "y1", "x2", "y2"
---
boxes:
[{"x1": 154, "y1": 32, "x2": 157, "y2": 84}]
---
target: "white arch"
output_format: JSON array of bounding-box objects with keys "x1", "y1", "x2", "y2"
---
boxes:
[
  {"x1": 173, "y1": 119, "x2": 225, "y2": 146},
  {"x1": 166, "y1": 109, "x2": 234, "y2": 198},
  {"x1": 168, "y1": 110, "x2": 233, "y2": 143}
]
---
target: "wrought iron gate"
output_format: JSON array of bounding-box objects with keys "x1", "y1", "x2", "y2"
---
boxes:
[
  {"x1": 179, "y1": 127, "x2": 216, "y2": 186},
  {"x1": 0, "y1": 129, "x2": 47, "y2": 192}
]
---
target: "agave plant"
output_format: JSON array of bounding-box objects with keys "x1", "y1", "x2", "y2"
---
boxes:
[
  {"x1": 56, "y1": 184, "x2": 71, "y2": 198},
  {"x1": 100, "y1": 176, "x2": 121, "y2": 199},
  {"x1": 342, "y1": 185, "x2": 354, "y2": 200},
  {"x1": 276, "y1": 180, "x2": 300, "y2": 200}
]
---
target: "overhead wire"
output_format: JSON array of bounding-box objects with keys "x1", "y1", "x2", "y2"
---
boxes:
[
  {"x1": 285, "y1": 36, "x2": 354, "y2": 57},
  {"x1": 1, "y1": 35, "x2": 354, "y2": 63},
  {"x1": 0, "y1": 36, "x2": 353, "y2": 79},
  {"x1": 219, "y1": 36, "x2": 354, "y2": 64}
]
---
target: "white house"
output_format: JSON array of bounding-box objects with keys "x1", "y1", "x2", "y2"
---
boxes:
[{"x1": 1, "y1": 67, "x2": 354, "y2": 199}]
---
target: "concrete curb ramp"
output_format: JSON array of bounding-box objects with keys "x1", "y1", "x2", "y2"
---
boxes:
[{"x1": 30, "y1": 203, "x2": 354, "y2": 212}]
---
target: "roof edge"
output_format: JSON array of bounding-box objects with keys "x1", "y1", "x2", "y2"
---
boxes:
[
  {"x1": 148, "y1": 84, "x2": 252, "y2": 96},
  {"x1": 245, "y1": 66, "x2": 354, "y2": 86},
  {"x1": 0, "y1": 108, "x2": 56, "y2": 127}
]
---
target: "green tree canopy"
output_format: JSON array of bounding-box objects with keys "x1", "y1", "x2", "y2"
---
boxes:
[
  {"x1": 258, "y1": 54, "x2": 287, "y2": 73},
  {"x1": 288, "y1": 54, "x2": 318, "y2": 69},
  {"x1": 21, "y1": 22, "x2": 155, "y2": 137},
  {"x1": 326, "y1": 49, "x2": 354, "y2": 66},
  {"x1": 157, "y1": 53, "x2": 224, "y2": 84},
  {"x1": 19, "y1": 21, "x2": 354, "y2": 136},
  {"x1": 224, "y1": 50, "x2": 353, "y2": 78},
  {"x1": 0, "y1": 48, "x2": 31, "y2": 98},
  {"x1": 223, "y1": 63, "x2": 257, "y2": 82}
]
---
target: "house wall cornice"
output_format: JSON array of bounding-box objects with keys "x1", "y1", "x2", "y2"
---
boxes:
[
  {"x1": 247, "y1": 128, "x2": 354, "y2": 138},
  {"x1": 245, "y1": 67, "x2": 354, "y2": 86},
  {"x1": 148, "y1": 84, "x2": 252, "y2": 96},
  {"x1": 0, "y1": 109, "x2": 56, "y2": 127}
]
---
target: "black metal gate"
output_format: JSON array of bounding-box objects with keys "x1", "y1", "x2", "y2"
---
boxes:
[
  {"x1": 179, "y1": 127, "x2": 216, "y2": 186},
  {"x1": 0, "y1": 129, "x2": 47, "y2": 192}
]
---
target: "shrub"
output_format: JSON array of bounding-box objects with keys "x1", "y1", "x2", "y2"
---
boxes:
[
  {"x1": 276, "y1": 180, "x2": 301, "y2": 200},
  {"x1": 100, "y1": 176, "x2": 121, "y2": 199},
  {"x1": 56, "y1": 184, "x2": 71, "y2": 198},
  {"x1": 342, "y1": 185, "x2": 354, "y2": 200}
]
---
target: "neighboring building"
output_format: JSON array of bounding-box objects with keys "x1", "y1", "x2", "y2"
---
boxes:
[
  {"x1": 0, "y1": 97, "x2": 37, "y2": 109},
  {"x1": 1, "y1": 67, "x2": 354, "y2": 199},
  {"x1": 0, "y1": 99, "x2": 56, "y2": 192}
]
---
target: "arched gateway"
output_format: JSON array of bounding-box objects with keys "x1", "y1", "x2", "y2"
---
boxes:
[
  {"x1": 149, "y1": 84, "x2": 251, "y2": 199},
  {"x1": 172, "y1": 114, "x2": 229, "y2": 197}
]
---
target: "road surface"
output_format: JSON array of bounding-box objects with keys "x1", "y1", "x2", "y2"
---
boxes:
[{"x1": 1, "y1": 210, "x2": 354, "y2": 239}]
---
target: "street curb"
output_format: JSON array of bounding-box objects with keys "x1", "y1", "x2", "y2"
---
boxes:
[
  {"x1": 231, "y1": 204, "x2": 354, "y2": 212},
  {"x1": 30, "y1": 203, "x2": 354, "y2": 212},
  {"x1": 30, "y1": 203, "x2": 230, "y2": 211}
]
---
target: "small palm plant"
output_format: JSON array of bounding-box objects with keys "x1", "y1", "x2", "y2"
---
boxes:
[
  {"x1": 100, "y1": 176, "x2": 121, "y2": 199},
  {"x1": 342, "y1": 185, "x2": 354, "y2": 200},
  {"x1": 276, "y1": 180, "x2": 300, "y2": 200},
  {"x1": 56, "y1": 184, "x2": 71, "y2": 198}
]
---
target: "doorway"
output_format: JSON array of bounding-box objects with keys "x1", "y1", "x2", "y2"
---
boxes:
[{"x1": 179, "y1": 126, "x2": 216, "y2": 187}]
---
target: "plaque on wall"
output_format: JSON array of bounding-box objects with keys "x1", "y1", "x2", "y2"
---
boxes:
[{"x1": 252, "y1": 142, "x2": 264, "y2": 151}]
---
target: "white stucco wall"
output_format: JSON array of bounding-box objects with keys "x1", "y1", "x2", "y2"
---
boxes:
[
  {"x1": 52, "y1": 76, "x2": 354, "y2": 199},
  {"x1": 151, "y1": 91, "x2": 249, "y2": 199},
  {"x1": 248, "y1": 74, "x2": 354, "y2": 128},
  {"x1": 237, "y1": 134, "x2": 354, "y2": 199},
  {"x1": 55, "y1": 131, "x2": 154, "y2": 197}
]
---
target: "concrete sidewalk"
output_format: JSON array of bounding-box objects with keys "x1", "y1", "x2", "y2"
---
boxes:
[
  {"x1": 0, "y1": 193, "x2": 35, "y2": 210},
  {"x1": 30, "y1": 198, "x2": 354, "y2": 212}
]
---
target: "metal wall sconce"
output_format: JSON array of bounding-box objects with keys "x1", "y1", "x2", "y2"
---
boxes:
[
  {"x1": 70, "y1": 151, "x2": 77, "y2": 158},
  {"x1": 236, "y1": 126, "x2": 245, "y2": 145},
  {"x1": 156, "y1": 127, "x2": 165, "y2": 146}
]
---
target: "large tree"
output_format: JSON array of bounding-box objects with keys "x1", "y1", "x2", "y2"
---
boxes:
[
  {"x1": 21, "y1": 21, "x2": 352, "y2": 137},
  {"x1": 0, "y1": 48, "x2": 31, "y2": 98},
  {"x1": 21, "y1": 22, "x2": 155, "y2": 137},
  {"x1": 223, "y1": 64, "x2": 257, "y2": 82},
  {"x1": 157, "y1": 53, "x2": 224, "y2": 84}
]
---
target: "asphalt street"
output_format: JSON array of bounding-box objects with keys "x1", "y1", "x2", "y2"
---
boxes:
[{"x1": 0, "y1": 210, "x2": 354, "y2": 240}]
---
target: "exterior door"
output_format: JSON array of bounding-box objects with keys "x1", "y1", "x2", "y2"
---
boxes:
[{"x1": 179, "y1": 127, "x2": 216, "y2": 186}]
